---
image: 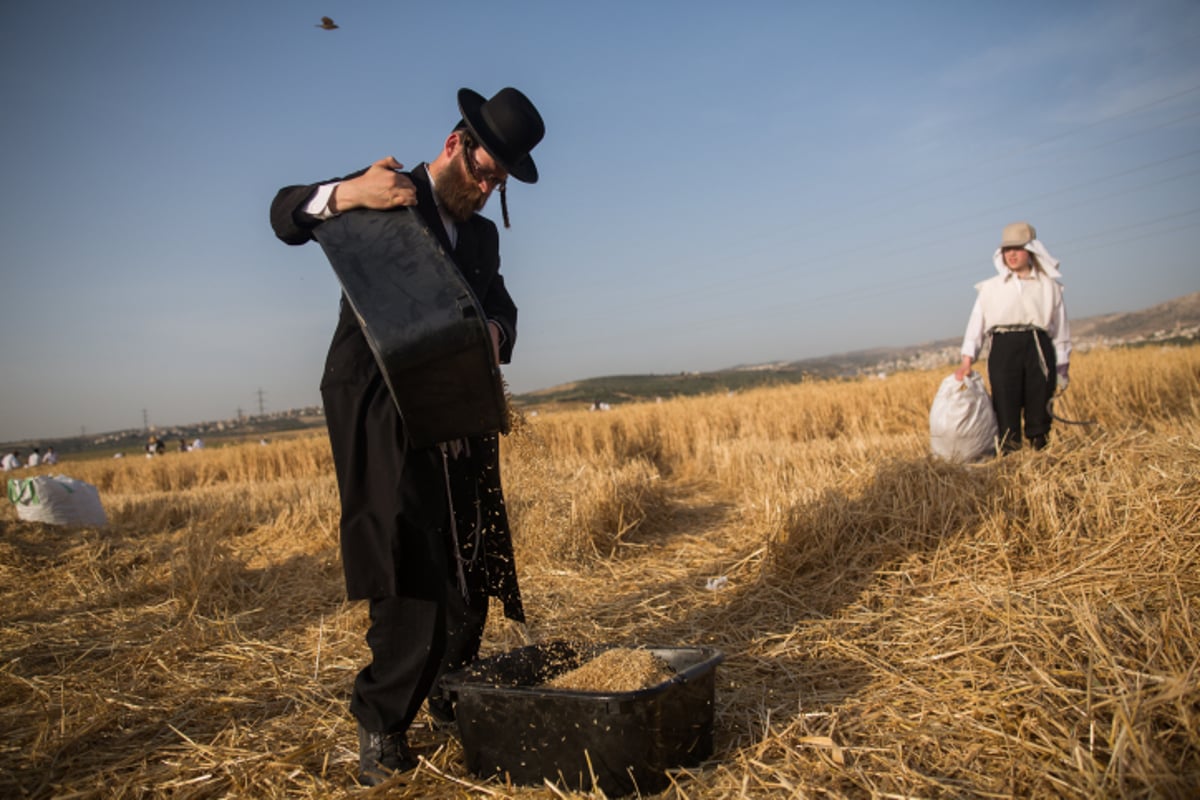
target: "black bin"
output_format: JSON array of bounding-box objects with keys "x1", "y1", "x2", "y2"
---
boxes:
[
  {"x1": 314, "y1": 208, "x2": 509, "y2": 447},
  {"x1": 440, "y1": 642, "x2": 723, "y2": 796}
]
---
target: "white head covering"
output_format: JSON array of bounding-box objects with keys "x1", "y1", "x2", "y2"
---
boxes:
[{"x1": 992, "y1": 238, "x2": 1061, "y2": 279}]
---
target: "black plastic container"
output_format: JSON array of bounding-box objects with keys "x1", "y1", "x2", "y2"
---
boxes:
[
  {"x1": 439, "y1": 642, "x2": 723, "y2": 796},
  {"x1": 315, "y1": 208, "x2": 509, "y2": 447}
]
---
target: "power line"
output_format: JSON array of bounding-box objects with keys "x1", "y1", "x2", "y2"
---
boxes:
[
  {"x1": 545, "y1": 146, "x2": 1200, "y2": 325},
  {"x1": 552, "y1": 84, "x2": 1200, "y2": 315},
  {"x1": 532, "y1": 211, "x2": 1200, "y2": 350},
  {"x1": 697, "y1": 213, "x2": 1200, "y2": 330}
]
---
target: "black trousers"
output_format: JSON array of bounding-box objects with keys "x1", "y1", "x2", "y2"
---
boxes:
[
  {"x1": 988, "y1": 329, "x2": 1057, "y2": 450},
  {"x1": 350, "y1": 580, "x2": 488, "y2": 734}
]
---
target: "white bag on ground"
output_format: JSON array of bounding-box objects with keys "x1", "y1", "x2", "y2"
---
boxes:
[
  {"x1": 7, "y1": 475, "x2": 108, "y2": 527},
  {"x1": 929, "y1": 372, "x2": 998, "y2": 463}
]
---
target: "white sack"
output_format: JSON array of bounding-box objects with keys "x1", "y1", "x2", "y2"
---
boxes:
[
  {"x1": 929, "y1": 372, "x2": 998, "y2": 463},
  {"x1": 7, "y1": 475, "x2": 108, "y2": 527}
]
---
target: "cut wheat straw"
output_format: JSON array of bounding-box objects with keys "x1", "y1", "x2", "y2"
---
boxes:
[{"x1": 2, "y1": 345, "x2": 1198, "y2": 798}]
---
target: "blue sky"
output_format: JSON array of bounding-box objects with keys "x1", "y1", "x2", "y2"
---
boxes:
[{"x1": 1, "y1": 1, "x2": 1198, "y2": 442}]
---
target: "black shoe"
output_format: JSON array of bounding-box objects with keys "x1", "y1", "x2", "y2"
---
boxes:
[
  {"x1": 998, "y1": 431, "x2": 1021, "y2": 455},
  {"x1": 1029, "y1": 434, "x2": 1048, "y2": 451},
  {"x1": 357, "y1": 725, "x2": 417, "y2": 786}
]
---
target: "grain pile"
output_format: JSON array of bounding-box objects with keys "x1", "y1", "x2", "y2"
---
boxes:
[{"x1": 544, "y1": 648, "x2": 674, "y2": 692}]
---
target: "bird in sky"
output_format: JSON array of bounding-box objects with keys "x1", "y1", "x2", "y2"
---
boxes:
[{"x1": 316, "y1": 16, "x2": 338, "y2": 30}]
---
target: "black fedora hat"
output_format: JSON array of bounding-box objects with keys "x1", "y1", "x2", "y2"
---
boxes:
[{"x1": 457, "y1": 87, "x2": 544, "y2": 184}]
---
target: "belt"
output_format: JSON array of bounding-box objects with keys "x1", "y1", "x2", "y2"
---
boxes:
[{"x1": 989, "y1": 325, "x2": 1051, "y2": 378}]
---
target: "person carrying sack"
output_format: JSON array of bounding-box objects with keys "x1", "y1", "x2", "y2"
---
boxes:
[{"x1": 954, "y1": 222, "x2": 1071, "y2": 453}]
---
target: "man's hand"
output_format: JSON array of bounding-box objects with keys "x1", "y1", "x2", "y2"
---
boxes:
[
  {"x1": 331, "y1": 156, "x2": 417, "y2": 212},
  {"x1": 488, "y1": 322, "x2": 502, "y2": 365},
  {"x1": 953, "y1": 356, "x2": 973, "y2": 382}
]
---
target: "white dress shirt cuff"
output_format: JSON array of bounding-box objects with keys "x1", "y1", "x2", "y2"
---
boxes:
[{"x1": 305, "y1": 182, "x2": 341, "y2": 219}]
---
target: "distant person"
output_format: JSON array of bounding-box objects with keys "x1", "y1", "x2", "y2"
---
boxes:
[
  {"x1": 1, "y1": 450, "x2": 19, "y2": 471},
  {"x1": 42, "y1": 447, "x2": 58, "y2": 466},
  {"x1": 179, "y1": 438, "x2": 189, "y2": 453},
  {"x1": 192, "y1": 438, "x2": 205, "y2": 450},
  {"x1": 27, "y1": 448, "x2": 41, "y2": 467},
  {"x1": 955, "y1": 222, "x2": 1070, "y2": 452},
  {"x1": 270, "y1": 86, "x2": 544, "y2": 785}
]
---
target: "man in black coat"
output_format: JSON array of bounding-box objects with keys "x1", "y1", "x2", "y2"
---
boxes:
[{"x1": 270, "y1": 87, "x2": 545, "y2": 786}]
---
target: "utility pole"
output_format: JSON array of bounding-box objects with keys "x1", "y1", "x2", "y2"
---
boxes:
[
  {"x1": 257, "y1": 388, "x2": 266, "y2": 417},
  {"x1": 142, "y1": 409, "x2": 149, "y2": 431}
]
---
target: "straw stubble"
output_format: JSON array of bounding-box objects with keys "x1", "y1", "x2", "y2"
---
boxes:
[{"x1": 1, "y1": 345, "x2": 1197, "y2": 798}]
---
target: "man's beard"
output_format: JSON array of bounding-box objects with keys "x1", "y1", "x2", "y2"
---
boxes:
[{"x1": 435, "y1": 156, "x2": 488, "y2": 222}]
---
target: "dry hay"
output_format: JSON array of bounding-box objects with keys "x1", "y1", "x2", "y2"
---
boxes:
[
  {"x1": 544, "y1": 648, "x2": 674, "y2": 693},
  {"x1": 2, "y1": 345, "x2": 1198, "y2": 798}
]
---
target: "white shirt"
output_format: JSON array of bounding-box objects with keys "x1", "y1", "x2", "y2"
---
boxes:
[
  {"x1": 305, "y1": 183, "x2": 339, "y2": 220},
  {"x1": 423, "y1": 167, "x2": 458, "y2": 249},
  {"x1": 961, "y1": 270, "x2": 1071, "y2": 365}
]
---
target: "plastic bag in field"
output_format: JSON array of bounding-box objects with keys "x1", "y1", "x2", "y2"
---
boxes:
[
  {"x1": 7, "y1": 475, "x2": 108, "y2": 527},
  {"x1": 929, "y1": 372, "x2": 998, "y2": 463}
]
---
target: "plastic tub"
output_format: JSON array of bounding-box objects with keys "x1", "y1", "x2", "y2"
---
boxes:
[{"x1": 440, "y1": 641, "x2": 723, "y2": 796}]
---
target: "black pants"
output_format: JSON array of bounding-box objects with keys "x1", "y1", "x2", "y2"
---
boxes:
[
  {"x1": 988, "y1": 329, "x2": 1056, "y2": 451},
  {"x1": 349, "y1": 581, "x2": 488, "y2": 734}
]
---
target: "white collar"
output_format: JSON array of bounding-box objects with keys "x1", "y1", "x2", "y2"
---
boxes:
[{"x1": 424, "y1": 165, "x2": 458, "y2": 248}]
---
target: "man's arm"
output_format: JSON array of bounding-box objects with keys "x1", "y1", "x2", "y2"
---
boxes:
[
  {"x1": 481, "y1": 272, "x2": 517, "y2": 365},
  {"x1": 269, "y1": 157, "x2": 417, "y2": 246},
  {"x1": 955, "y1": 294, "x2": 985, "y2": 380},
  {"x1": 470, "y1": 219, "x2": 517, "y2": 365},
  {"x1": 270, "y1": 182, "x2": 328, "y2": 245}
]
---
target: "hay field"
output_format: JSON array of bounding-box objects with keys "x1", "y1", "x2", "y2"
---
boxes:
[{"x1": 2, "y1": 346, "x2": 1198, "y2": 798}]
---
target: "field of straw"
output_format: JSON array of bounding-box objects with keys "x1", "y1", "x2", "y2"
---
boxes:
[{"x1": 2, "y1": 345, "x2": 1198, "y2": 799}]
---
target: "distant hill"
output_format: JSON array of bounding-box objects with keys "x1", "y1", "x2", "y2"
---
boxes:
[
  {"x1": 1070, "y1": 290, "x2": 1200, "y2": 341},
  {"x1": 515, "y1": 291, "x2": 1200, "y2": 409}
]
